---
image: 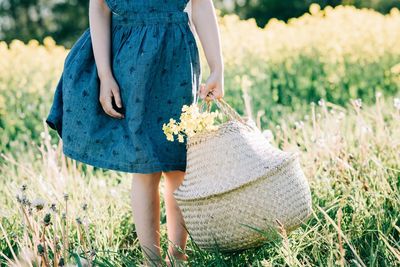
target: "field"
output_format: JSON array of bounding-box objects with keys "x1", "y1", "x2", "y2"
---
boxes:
[{"x1": 1, "y1": 4, "x2": 400, "y2": 266}]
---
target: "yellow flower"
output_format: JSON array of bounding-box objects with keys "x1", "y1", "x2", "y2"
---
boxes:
[
  {"x1": 391, "y1": 63, "x2": 400, "y2": 74},
  {"x1": 162, "y1": 102, "x2": 220, "y2": 142},
  {"x1": 28, "y1": 39, "x2": 39, "y2": 47},
  {"x1": 181, "y1": 105, "x2": 190, "y2": 112},
  {"x1": 166, "y1": 133, "x2": 174, "y2": 141},
  {"x1": 43, "y1": 36, "x2": 56, "y2": 48},
  {"x1": 309, "y1": 3, "x2": 321, "y2": 15}
]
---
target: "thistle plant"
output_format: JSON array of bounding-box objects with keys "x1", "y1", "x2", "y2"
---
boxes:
[{"x1": 162, "y1": 103, "x2": 223, "y2": 143}]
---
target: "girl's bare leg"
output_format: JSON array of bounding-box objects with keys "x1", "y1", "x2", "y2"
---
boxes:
[
  {"x1": 162, "y1": 170, "x2": 188, "y2": 264},
  {"x1": 131, "y1": 172, "x2": 163, "y2": 267}
]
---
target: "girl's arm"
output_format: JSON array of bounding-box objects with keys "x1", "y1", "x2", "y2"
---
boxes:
[
  {"x1": 89, "y1": 0, "x2": 124, "y2": 119},
  {"x1": 191, "y1": 0, "x2": 224, "y2": 100}
]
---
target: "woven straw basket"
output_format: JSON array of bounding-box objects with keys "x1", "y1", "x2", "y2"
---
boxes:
[{"x1": 173, "y1": 98, "x2": 312, "y2": 252}]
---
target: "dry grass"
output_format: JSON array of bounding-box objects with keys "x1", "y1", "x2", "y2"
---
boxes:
[{"x1": 0, "y1": 91, "x2": 399, "y2": 266}]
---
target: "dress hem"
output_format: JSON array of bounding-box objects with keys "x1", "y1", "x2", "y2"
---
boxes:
[{"x1": 63, "y1": 146, "x2": 187, "y2": 174}]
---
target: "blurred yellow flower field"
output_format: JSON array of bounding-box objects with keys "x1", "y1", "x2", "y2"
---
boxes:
[
  {"x1": 214, "y1": 4, "x2": 400, "y2": 120},
  {"x1": 0, "y1": 4, "x2": 399, "y2": 266},
  {"x1": 1, "y1": 4, "x2": 400, "y2": 152}
]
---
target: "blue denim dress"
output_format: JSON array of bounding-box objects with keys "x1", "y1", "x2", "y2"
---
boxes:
[{"x1": 46, "y1": 0, "x2": 202, "y2": 174}]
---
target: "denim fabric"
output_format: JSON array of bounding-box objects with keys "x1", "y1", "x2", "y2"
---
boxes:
[{"x1": 46, "y1": 0, "x2": 202, "y2": 174}]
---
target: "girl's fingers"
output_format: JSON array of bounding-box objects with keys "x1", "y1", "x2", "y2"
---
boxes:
[
  {"x1": 205, "y1": 90, "x2": 215, "y2": 101},
  {"x1": 204, "y1": 82, "x2": 224, "y2": 101},
  {"x1": 99, "y1": 78, "x2": 124, "y2": 119},
  {"x1": 103, "y1": 95, "x2": 124, "y2": 119},
  {"x1": 202, "y1": 83, "x2": 214, "y2": 99},
  {"x1": 199, "y1": 83, "x2": 206, "y2": 99},
  {"x1": 214, "y1": 88, "x2": 224, "y2": 99},
  {"x1": 112, "y1": 87, "x2": 123, "y2": 108}
]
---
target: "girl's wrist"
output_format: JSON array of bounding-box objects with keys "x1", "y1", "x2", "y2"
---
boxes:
[
  {"x1": 98, "y1": 70, "x2": 114, "y2": 81},
  {"x1": 210, "y1": 64, "x2": 224, "y2": 74}
]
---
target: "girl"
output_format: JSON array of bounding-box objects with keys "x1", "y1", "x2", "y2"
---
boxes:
[{"x1": 46, "y1": 0, "x2": 224, "y2": 266}]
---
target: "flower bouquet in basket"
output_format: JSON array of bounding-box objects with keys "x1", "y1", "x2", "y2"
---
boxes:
[{"x1": 162, "y1": 97, "x2": 313, "y2": 252}]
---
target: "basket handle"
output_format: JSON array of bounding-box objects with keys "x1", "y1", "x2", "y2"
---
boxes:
[
  {"x1": 213, "y1": 98, "x2": 246, "y2": 124},
  {"x1": 199, "y1": 96, "x2": 255, "y2": 130}
]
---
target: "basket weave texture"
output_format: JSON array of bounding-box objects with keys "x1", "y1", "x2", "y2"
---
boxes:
[{"x1": 173, "y1": 98, "x2": 312, "y2": 252}]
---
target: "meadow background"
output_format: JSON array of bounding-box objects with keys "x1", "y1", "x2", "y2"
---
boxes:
[{"x1": 1, "y1": 2, "x2": 400, "y2": 266}]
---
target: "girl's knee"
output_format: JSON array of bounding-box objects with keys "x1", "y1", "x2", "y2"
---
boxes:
[
  {"x1": 131, "y1": 172, "x2": 162, "y2": 187},
  {"x1": 163, "y1": 171, "x2": 185, "y2": 191}
]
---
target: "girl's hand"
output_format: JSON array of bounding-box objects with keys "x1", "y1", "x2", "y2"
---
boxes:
[
  {"x1": 99, "y1": 76, "x2": 125, "y2": 119},
  {"x1": 90, "y1": 0, "x2": 122, "y2": 118},
  {"x1": 199, "y1": 69, "x2": 224, "y2": 101}
]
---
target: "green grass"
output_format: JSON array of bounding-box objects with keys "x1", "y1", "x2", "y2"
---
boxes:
[{"x1": 0, "y1": 93, "x2": 399, "y2": 266}]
